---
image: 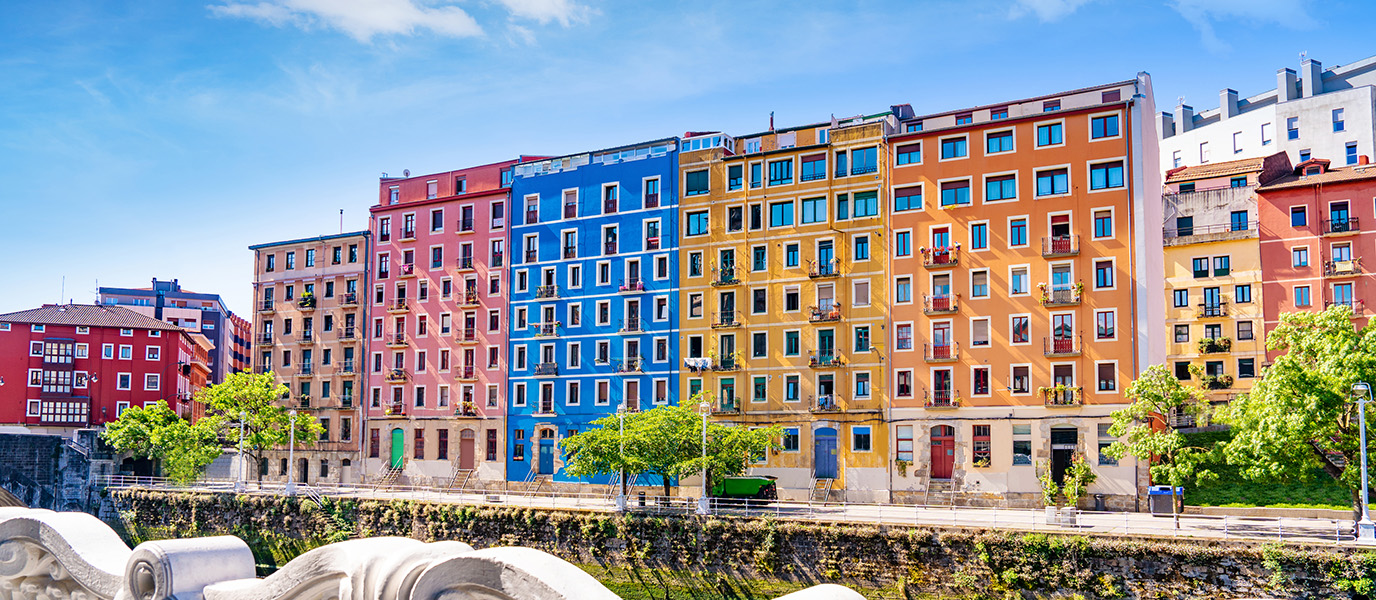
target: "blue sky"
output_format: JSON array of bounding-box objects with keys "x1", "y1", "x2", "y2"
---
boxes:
[{"x1": 0, "y1": 0, "x2": 1363, "y2": 315}]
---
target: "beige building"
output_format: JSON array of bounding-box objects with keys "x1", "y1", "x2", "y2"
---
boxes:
[{"x1": 249, "y1": 231, "x2": 371, "y2": 485}]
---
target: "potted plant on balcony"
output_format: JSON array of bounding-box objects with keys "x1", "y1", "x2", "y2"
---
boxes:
[
  {"x1": 297, "y1": 293, "x2": 316, "y2": 309},
  {"x1": 1036, "y1": 282, "x2": 1049, "y2": 305}
]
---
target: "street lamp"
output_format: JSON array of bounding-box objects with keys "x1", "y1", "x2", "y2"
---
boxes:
[
  {"x1": 697, "y1": 399, "x2": 710, "y2": 515},
  {"x1": 615, "y1": 406, "x2": 627, "y2": 512},
  {"x1": 285, "y1": 410, "x2": 298, "y2": 496},
  {"x1": 1354, "y1": 382, "x2": 1374, "y2": 541},
  {"x1": 234, "y1": 411, "x2": 248, "y2": 493}
]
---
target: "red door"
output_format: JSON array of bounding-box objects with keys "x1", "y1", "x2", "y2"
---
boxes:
[
  {"x1": 931, "y1": 426, "x2": 955, "y2": 479},
  {"x1": 459, "y1": 430, "x2": 476, "y2": 470}
]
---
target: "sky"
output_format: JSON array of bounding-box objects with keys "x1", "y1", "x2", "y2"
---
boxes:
[{"x1": 0, "y1": 0, "x2": 1366, "y2": 315}]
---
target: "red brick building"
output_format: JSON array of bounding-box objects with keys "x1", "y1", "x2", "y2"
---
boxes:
[{"x1": 0, "y1": 304, "x2": 210, "y2": 432}]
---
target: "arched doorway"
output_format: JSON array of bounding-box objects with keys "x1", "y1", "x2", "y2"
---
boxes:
[
  {"x1": 390, "y1": 428, "x2": 405, "y2": 469},
  {"x1": 930, "y1": 425, "x2": 955, "y2": 479},
  {"x1": 813, "y1": 427, "x2": 838, "y2": 479},
  {"x1": 459, "y1": 429, "x2": 476, "y2": 470}
]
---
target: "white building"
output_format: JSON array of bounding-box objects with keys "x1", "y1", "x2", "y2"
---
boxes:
[{"x1": 1160, "y1": 55, "x2": 1376, "y2": 171}]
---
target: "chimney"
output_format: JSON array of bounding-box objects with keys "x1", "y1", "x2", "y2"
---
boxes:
[
  {"x1": 155, "y1": 289, "x2": 166, "y2": 321},
  {"x1": 1219, "y1": 89, "x2": 1239, "y2": 120},
  {"x1": 1157, "y1": 112, "x2": 1176, "y2": 139},
  {"x1": 1174, "y1": 104, "x2": 1194, "y2": 133},
  {"x1": 1302, "y1": 59, "x2": 1323, "y2": 97},
  {"x1": 1277, "y1": 68, "x2": 1298, "y2": 102},
  {"x1": 1361, "y1": 155, "x2": 1370, "y2": 166}
]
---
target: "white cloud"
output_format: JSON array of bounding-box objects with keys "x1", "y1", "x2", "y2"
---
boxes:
[
  {"x1": 1169, "y1": 0, "x2": 1316, "y2": 53},
  {"x1": 1007, "y1": 0, "x2": 1095, "y2": 22},
  {"x1": 208, "y1": 0, "x2": 484, "y2": 42},
  {"x1": 493, "y1": 0, "x2": 590, "y2": 27}
]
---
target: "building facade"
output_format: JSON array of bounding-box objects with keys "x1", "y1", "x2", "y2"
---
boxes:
[
  {"x1": 0, "y1": 304, "x2": 208, "y2": 433},
  {"x1": 506, "y1": 138, "x2": 680, "y2": 487},
  {"x1": 98, "y1": 279, "x2": 251, "y2": 383},
  {"x1": 1161, "y1": 153, "x2": 1291, "y2": 417},
  {"x1": 884, "y1": 74, "x2": 1162, "y2": 509},
  {"x1": 676, "y1": 120, "x2": 895, "y2": 502},
  {"x1": 1258, "y1": 158, "x2": 1376, "y2": 344},
  {"x1": 366, "y1": 161, "x2": 517, "y2": 488},
  {"x1": 1160, "y1": 55, "x2": 1376, "y2": 173},
  {"x1": 249, "y1": 231, "x2": 371, "y2": 485}
]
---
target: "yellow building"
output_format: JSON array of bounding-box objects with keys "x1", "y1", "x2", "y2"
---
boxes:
[
  {"x1": 1162, "y1": 153, "x2": 1290, "y2": 414},
  {"x1": 676, "y1": 114, "x2": 895, "y2": 502}
]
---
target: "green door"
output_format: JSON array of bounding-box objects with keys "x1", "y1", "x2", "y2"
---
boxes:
[{"x1": 390, "y1": 428, "x2": 404, "y2": 468}]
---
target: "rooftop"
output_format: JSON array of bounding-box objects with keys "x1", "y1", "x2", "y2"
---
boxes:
[
  {"x1": 0, "y1": 304, "x2": 188, "y2": 331},
  {"x1": 248, "y1": 230, "x2": 370, "y2": 251},
  {"x1": 1258, "y1": 163, "x2": 1376, "y2": 191},
  {"x1": 1165, "y1": 156, "x2": 1269, "y2": 183}
]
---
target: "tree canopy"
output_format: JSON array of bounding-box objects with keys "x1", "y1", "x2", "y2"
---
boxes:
[
  {"x1": 102, "y1": 400, "x2": 222, "y2": 483},
  {"x1": 197, "y1": 371, "x2": 324, "y2": 467},
  {"x1": 1219, "y1": 306, "x2": 1376, "y2": 518},
  {"x1": 559, "y1": 398, "x2": 782, "y2": 497}
]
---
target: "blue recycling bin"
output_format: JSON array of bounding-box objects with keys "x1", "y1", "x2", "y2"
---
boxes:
[{"x1": 1148, "y1": 485, "x2": 1183, "y2": 515}]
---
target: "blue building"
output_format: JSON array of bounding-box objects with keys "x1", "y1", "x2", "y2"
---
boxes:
[{"x1": 507, "y1": 138, "x2": 680, "y2": 485}]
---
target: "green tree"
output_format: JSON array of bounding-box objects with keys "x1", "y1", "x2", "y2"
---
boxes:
[
  {"x1": 101, "y1": 400, "x2": 223, "y2": 483},
  {"x1": 1103, "y1": 364, "x2": 1218, "y2": 526},
  {"x1": 559, "y1": 397, "x2": 782, "y2": 497},
  {"x1": 198, "y1": 371, "x2": 324, "y2": 478},
  {"x1": 1219, "y1": 306, "x2": 1376, "y2": 520}
]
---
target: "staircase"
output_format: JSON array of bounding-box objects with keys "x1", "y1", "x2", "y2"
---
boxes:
[
  {"x1": 376, "y1": 466, "x2": 403, "y2": 490},
  {"x1": 923, "y1": 477, "x2": 954, "y2": 507},
  {"x1": 527, "y1": 474, "x2": 550, "y2": 494},
  {"x1": 809, "y1": 478, "x2": 835, "y2": 505},
  {"x1": 445, "y1": 468, "x2": 474, "y2": 493}
]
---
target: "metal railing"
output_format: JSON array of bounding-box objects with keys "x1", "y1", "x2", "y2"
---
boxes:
[
  {"x1": 524, "y1": 249, "x2": 539, "y2": 263},
  {"x1": 1325, "y1": 217, "x2": 1360, "y2": 235},
  {"x1": 342, "y1": 293, "x2": 358, "y2": 305},
  {"x1": 1164, "y1": 220, "x2": 1257, "y2": 238},
  {"x1": 809, "y1": 302, "x2": 841, "y2": 322},
  {"x1": 808, "y1": 351, "x2": 843, "y2": 368},
  {"x1": 713, "y1": 266, "x2": 739, "y2": 286},
  {"x1": 1198, "y1": 302, "x2": 1228, "y2": 318},
  {"x1": 923, "y1": 293, "x2": 959, "y2": 314},
  {"x1": 1041, "y1": 235, "x2": 1078, "y2": 257},
  {"x1": 713, "y1": 311, "x2": 741, "y2": 328},
  {"x1": 812, "y1": 394, "x2": 840, "y2": 412},
  {"x1": 644, "y1": 193, "x2": 659, "y2": 208},
  {"x1": 535, "y1": 363, "x2": 559, "y2": 376},
  {"x1": 260, "y1": 300, "x2": 275, "y2": 311},
  {"x1": 526, "y1": 207, "x2": 539, "y2": 225},
  {"x1": 459, "y1": 328, "x2": 477, "y2": 342},
  {"x1": 619, "y1": 278, "x2": 644, "y2": 293},
  {"x1": 604, "y1": 241, "x2": 618, "y2": 255},
  {"x1": 921, "y1": 246, "x2": 958, "y2": 268},
  {"x1": 1044, "y1": 335, "x2": 1080, "y2": 357},
  {"x1": 1041, "y1": 286, "x2": 1081, "y2": 306},
  {"x1": 1043, "y1": 386, "x2": 1082, "y2": 406},
  {"x1": 458, "y1": 256, "x2": 474, "y2": 270},
  {"x1": 459, "y1": 365, "x2": 476, "y2": 379},
  {"x1": 619, "y1": 317, "x2": 642, "y2": 334},
  {"x1": 400, "y1": 264, "x2": 415, "y2": 276},
  {"x1": 615, "y1": 358, "x2": 644, "y2": 374},
  {"x1": 564, "y1": 203, "x2": 577, "y2": 219},
  {"x1": 459, "y1": 217, "x2": 474, "y2": 232},
  {"x1": 808, "y1": 259, "x2": 840, "y2": 278},
  {"x1": 926, "y1": 389, "x2": 958, "y2": 408},
  {"x1": 389, "y1": 333, "x2": 406, "y2": 346},
  {"x1": 1325, "y1": 258, "x2": 1362, "y2": 276},
  {"x1": 535, "y1": 323, "x2": 560, "y2": 337},
  {"x1": 924, "y1": 342, "x2": 959, "y2": 362},
  {"x1": 341, "y1": 360, "x2": 355, "y2": 373},
  {"x1": 536, "y1": 285, "x2": 558, "y2": 299},
  {"x1": 390, "y1": 299, "x2": 409, "y2": 311},
  {"x1": 385, "y1": 368, "x2": 407, "y2": 383}
]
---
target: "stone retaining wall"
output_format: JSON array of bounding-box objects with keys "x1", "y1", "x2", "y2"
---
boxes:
[{"x1": 110, "y1": 489, "x2": 1376, "y2": 600}]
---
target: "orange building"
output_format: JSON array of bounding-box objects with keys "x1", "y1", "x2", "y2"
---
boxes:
[{"x1": 885, "y1": 75, "x2": 1163, "y2": 508}]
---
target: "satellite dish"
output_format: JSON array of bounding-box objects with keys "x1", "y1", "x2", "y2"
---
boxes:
[{"x1": 404, "y1": 169, "x2": 410, "y2": 177}]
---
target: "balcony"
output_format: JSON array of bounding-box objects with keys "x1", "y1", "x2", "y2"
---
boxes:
[
  {"x1": 524, "y1": 249, "x2": 539, "y2": 263},
  {"x1": 1197, "y1": 337, "x2": 1232, "y2": 354},
  {"x1": 925, "y1": 390, "x2": 960, "y2": 409},
  {"x1": 1326, "y1": 299, "x2": 1366, "y2": 313},
  {"x1": 492, "y1": 251, "x2": 504, "y2": 267},
  {"x1": 1200, "y1": 374, "x2": 1235, "y2": 390},
  {"x1": 809, "y1": 303, "x2": 842, "y2": 323},
  {"x1": 851, "y1": 164, "x2": 878, "y2": 176},
  {"x1": 338, "y1": 327, "x2": 357, "y2": 341},
  {"x1": 563, "y1": 203, "x2": 577, "y2": 219},
  {"x1": 458, "y1": 365, "x2": 477, "y2": 381},
  {"x1": 923, "y1": 293, "x2": 959, "y2": 315},
  {"x1": 526, "y1": 207, "x2": 539, "y2": 225},
  {"x1": 603, "y1": 198, "x2": 618, "y2": 214},
  {"x1": 921, "y1": 246, "x2": 959, "y2": 268},
  {"x1": 461, "y1": 289, "x2": 480, "y2": 306},
  {"x1": 712, "y1": 399, "x2": 740, "y2": 415},
  {"x1": 341, "y1": 293, "x2": 359, "y2": 306},
  {"x1": 457, "y1": 400, "x2": 479, "y2": 417},
  {"x1": 400, "y1": 228, "x2": 416, "y2": 241},
  {"x1": 618, "y1": 278, "x2": 645, "y2": 294},
  {"x1": 386, "y1": 333, "x2": 407, "y2": 347},
  {"x1": 535, "y1": 363, "x2": 559, "y2": 377},
  {"x1": 297, "y1": 395, "x2": 311, "y2": 408},
  {"x1": 457, "y1": 256, "x2": 475, "y2": 271},
  {"x1": 535, "y1": 323, "x2": 560, "y2": 338},
  {"x1": 712, "y1": 310, "x2": 741, "y2": 328},
  {"x1": 297, "y1": 332, "x2": 315, "y2": 344},
  {"x1": 297, "y1": 364, "x2": 313, "y2": 376},
  {"x1": 1041, "y1": 235, "x2": 1079, "y2": 257},
  {"x1": 388, "y1": 299, "x2": 409, "y2": 313},
  {"x1": 1163, "y1": 187, "x2": 1259, "y2": 245},
  {"x1": 810, "y1": 395, "x2": 842, "y2": 413},
  {"x1": 808, "y1": 351, "x2": 844, "y2": 368},
  {"x1": 1039, "y1": 285, "x2": 1082, "y2": 307},
  {"x1": 385, "y1": 368, "x2": 408, "y2": 384},
  {"x1": 257, "y1": 333, "x2": 274, "y2": 346},
  {"x1": 645, "y1": 193, "x2": 660, "y2": 209},
  {"x1": 459, "y1": 328, "x2": 478, "y2": 343},
  {"x1": 385, "y1": 401, "x2": 404, "y2": 416},
  {"x1": 604, "y1": 241, "x2": 618, "y2": 255},
  {"x1": 646, "y1": 236, "x2": 661, "y2": 251},
  {"x1": 615, "y1": 358, "x2": 644, "y2": 374},
  {"x1": 1197, "y1": 302, "x2": 1228, "y2": 318},
  {"x1": 1043, "y1": 335, "x2": 1081, "y2": 357},
  {"x1": 712, "y1": 266, "x2": 740, "y2": 286},
  {"x1": 399, "y1": 263, "x2": 416, "y2": 278},
  {"x1": 340, "y1": 360, "x2": 356, "y2": 374},
  {"x1": 924, "y1": 342, "x2": 959, "y2": 363},
  {"x1": 1325, "y1": 258, "x2": 1363, "y2": 277},
  {"x1": 563, "y1": 246, "x2": 577, "y2": 259},
  {"x1": 459, "y1": 217, "x2": 475, "y2": 233},
  {"x1": 618, "y1": 317, "x2": 642, "y2": 334},
  {"x1": 1042, "y1": 386, "x2": 1082, "y2": 407},
  {"x1": 1325, "y1": 217, "x2": 1360, "y2": 236},
  {"x1": 808, "y1": 259, "x2": 841, "y2": 278},
  {"x1": 297, "y1": 296, "x2": 317, "y2": 310},
  {"x1": 340, "y1": 395, "x2": 354, "y2": 408},
  {"x1": 711, "y1": 354, "x2": 740, "y2": 372},
  {"x1": 259, "y1": 300, "x2": 276, "y2": 313},
  {"x1": 536, "y1": 285, "x2": 559, "y2": 299}
]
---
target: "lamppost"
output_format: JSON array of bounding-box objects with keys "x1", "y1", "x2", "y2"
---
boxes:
[
  {"x1": 234, "y1": 411, "x2": 248, "y2": 493},
  {"x1": 697, "y1": 398, "x2": 710, "y2": 515},
  {"x1": 285, "y1": 410, "x2": 298, "y2": 496},
  {"x1": 615, "y1": 406, "x2": 627, "y2": 512},
  {"x1": 1354, "y1": 382, "x2": 1374, "y2": 541}
]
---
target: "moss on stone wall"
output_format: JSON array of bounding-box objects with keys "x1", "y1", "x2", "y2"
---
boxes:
[{"x1": 111, "y1": 489, "x2": 1376, "y2": 599}]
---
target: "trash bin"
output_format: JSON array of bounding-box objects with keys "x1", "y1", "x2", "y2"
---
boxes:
[
  {"x1": 1147, "y1": 485, "x2": 1182, "y2": 515},
  {"x1": 637, "y1": 491, "x2": 646, "y2": 507},
  {"x1": 1094, "y1": 494, "x2": 1105, "y2": 512}
]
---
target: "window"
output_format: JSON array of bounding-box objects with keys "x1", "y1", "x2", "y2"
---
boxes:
[
  {"x1": 1096, "y1": 310, "x2": 1115, "y2": 339},
  {"x1": 895, "y1": 143, "x2": 921, "y2": 165},
  {"x1": 1236, "y1": 284, "x2": 1252, "y2": 303},
  {"x1": 785, "y1": 375, "x2": 800, "y2": 402},
  {"x1": 1348, "y1": 142, "x2": 1360, "y2": 165},
  {"x1": 1011, "y1": 315, "x2": 1029, "y2": 344},
  {"x1": 853, "y1": 280, "x2": 870, "y2": 306},
  {"x1": 752, "y1": 332, "x2": 767, "y2": 358},
  {"x1": 850, "y1": 426, "x2": 872, "y2": 452},
  {"x1": 1174, "y1": 324, "x2": 1189, "y2": 343},
  {"x1": 894, "y1": 186, "x2": 922, "y2": 212},
  {"x1": 1238, "y1": 358, "x2": 1256, "y2": 378},
  {"x1": 752, "y1": 246, "x2": 767, "y2": 271},
  {"x1": 1009, "y1": 218, "x2": 1027, "y2": 247},
  {"x1": 1173, "y1": 289, "x2": 1188, "y2": 308},
  {"x1": 955, "y1": 113, "x2": 972, "y2": 125},
  {"x1": 1012, "y1": 425, "x2": 1032, "y2": 465},
  {"x1": 1334, "y1": 108, "x2": 1346, "y2": 132},
  {"x1": 749, "y1": 163, "x2": 762, "y2": 188},
  {"x1": 687, "y1": 211, "x2": 709, "y2": 236},
  {"x1": 801, "y1": 196, "x2": 827, "y2": 224},
  {"x1": 785, "y1": 331, "x2": 800, "y2": 356},
  {"x1": 971, "y1": 319, "x2": 989, "y2": 347},
  {"x1": 1093, "y1": 209, "x2": 1113, "y2": 238},
  {"x1": 1213, "y1": 256, "x2": 1230, "y2": 276},
  {"x1": 1261, "y1": 122, "x2": 1273, "y2": 146},
  {"x1": 940, "y1": 181, "x2": 970, "y2": 207},
  {"x1": 855, "y1": 235, "x2": 869, "y2": 261},
  {"x1": 769, "y1": 201, "x2": 794, "y2": 227},
  {"x1": 1229, "y1": 210, "x2": 1249, "y2": 232},
  {"x1": 1287, "y1": 116, "x2": 1300, "y2": 140},
  {"x1": 785, "y1": 244, "x2": 799, "y2": 267},
  {"x1": 750, "y1": 204, "x2": 763, "y2": 230},
  {"x1": 896, "y1": 323, "x2": 913, "y2": 349},
  {"x1": 685, "y1": 170, "x2": 709, "y2": 196},
  {"x1": 1300, "y1": 149, "x2": 1312, "y2": 162},
  {"x1": 1036, "y1": 122, "x2": 1063, "y2": 146},
  {"x1": 1192, "y1": 258, "x2": 1209, "y2": 278},
  {"x1": 1292, "y1": 247, "x2": 1309, "y2": 267},
  {"x1": 853, "y1": 191, "x2": 878, "y2": 217},
  {"x1": 985, "y1": 174, "x2": 1016, "y2": 202},
  {"x1": 970, "y1": 222, "x2": 988, "y2": 250},
  {"x1": 783, "y1": 428, "x2": 800, "y2": 452},
  {"x1": 940, "y1": 137, "x2": 967, "y2": 159},
  {"x1": 835, "y1": 193, "x2": 848, "y2": 221},
  {"x1": 1097, "y1": 363, "x2": 1116, "y2": 392},
  {"x1": 1295, "y1": 286, "x2": 1311, "y2": 307},
  {"x1": 896, "y1": 426, "x2": 913, "y2": 461},
  {"x1": 1097, "y1": 424, "x2": 1118, "y2": 466},
  {"x1": 1036, "y1": 168, "x2": 1068, "y2": 196},
  {"x1": 1043, "y1": 99, "x2": 1061, "y2": 112},
  {"x1": 906, "y1": 121, "x2": 923, "y2": 132},
  {"x1": 1233, "y1": 131, "x2": 1243, "y2": 154},
  {"x1": 986, "y1": 130, "x2": 1013, "y2": 154},
  {"x1": 728, "y1": 165, "x2": 743, "y2": 190},
  {"x1": 1090, "y1": 161, "x2": 1124, "y2": 189},
  {"x1": 785, "y1": 288, "x2": 800, "y2": 311},
  {"x1": 855, "y1": 326, "x2": 871, "y2": 352},
  {"x1": 895, "y1": 231, "x2": 911, "y2": 257},
  {"x1": 767, "y1": 159, "x2": 793, "y2": 185},
  {"x1": 1237, "y1": 321, "x2": 1254, "y2": 340},
  {"x1": 1091, "y1": 114, "x2": 1119, "y2": 139},
  {"x1": 1010, "y1": 267, "x2": 1029, "y2": 295},
  {"x1": 971, "y1": 424, "x2": 990, "y2": 465},
  {"x1": 1199, "y1": 141, "x2": 1210, "y2": 163},
  {"x1": 1175, "y1": 362, "x2": 1191, "y2": 380},
  {"x1": 896, "y1": 277, "x2": 912, "y2": 303},
  {"x1": 801, "y1": 154, "x2": 827, "y2": 181},
  {"x1": 971, "y1": 271, "x2": 989, "y2": 298},
  {"x1": 1011, "y1": 365, "x2": 1030, "y2": 394}
]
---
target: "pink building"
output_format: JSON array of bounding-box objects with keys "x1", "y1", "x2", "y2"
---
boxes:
[{"x1": 366, "y1": 160, "x2": 518, "y2": 487}]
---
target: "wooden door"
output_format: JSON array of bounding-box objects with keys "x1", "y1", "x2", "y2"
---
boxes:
[{"x1": 931, "y1": 425, "x2": 955, "y2": 479}]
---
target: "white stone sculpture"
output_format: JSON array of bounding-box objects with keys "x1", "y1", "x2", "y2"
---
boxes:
[{"x1": 0, "y1": 508, "x2": 865, "y2": 600}]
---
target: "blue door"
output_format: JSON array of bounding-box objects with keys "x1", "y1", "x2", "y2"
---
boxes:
[
  {"x1": 538, "y1": 440, "x2": 554, "y2": 475},
  {"x1": 814, "y1": 428, "x2": 838, "y2": 479}
]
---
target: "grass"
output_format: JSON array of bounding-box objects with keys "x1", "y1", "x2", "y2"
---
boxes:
[{"x1": 1182, "y1": 430, "x2": 1353, "y2": 511}]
